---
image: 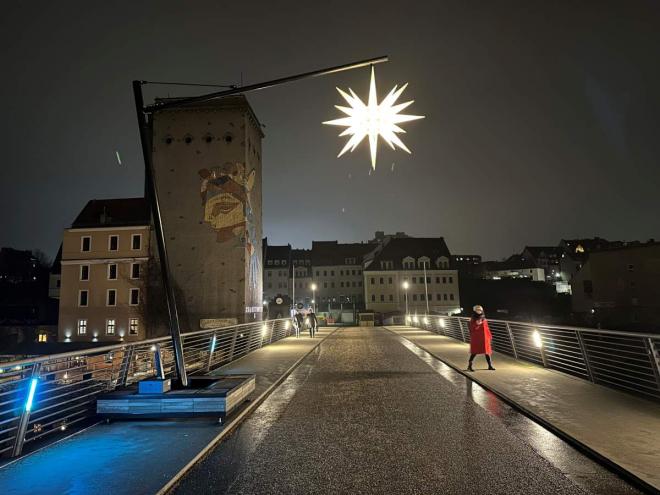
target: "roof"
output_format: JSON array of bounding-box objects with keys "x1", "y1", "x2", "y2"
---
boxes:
[
  {"x1": 72, "y1": 198, "x2": 149, "y2": 228},
  {"x1": 366, "y1": 237, "x2": 451, "y2": 271},
  {"x1": 311, "y1": 241, "x2": 378, "y2": 266},
  {"x1": 50, "y1": 244, "x2": 62, "y2": 274},
  {"x1": 522, "y1": 246, "x2": 564, "y2": 259},
  {"x1": 264, "y1": 244, "x2": 291, "y2": 262}
]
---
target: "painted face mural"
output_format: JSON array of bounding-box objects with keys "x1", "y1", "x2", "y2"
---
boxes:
[{"x1": 199, "y1": 163, "x2": 260, "y2": 289}]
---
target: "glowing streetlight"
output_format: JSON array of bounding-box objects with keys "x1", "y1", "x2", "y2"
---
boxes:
[
  {"x1": 532, "y1": 330, "x2": 543, "y2": 348},
  {"x1": 402, "y1": 280, "x2": 409, "y2": 318},
  {"x1": 310, "y1": 283, "x2": 317, "y2": 312},
  {"x1": 324, "y1": 67, "x2": 424, "y2": 169}
]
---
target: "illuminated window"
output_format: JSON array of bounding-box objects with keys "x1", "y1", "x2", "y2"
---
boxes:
[
  {"x1": 106, "y1": 319, "x2": 116, "y2": 335},
  {"x1": 38, "y1": 334, "x2": 47, "y2": 343},
  {"x1": 129, "y1": 318, "x2": 139, "y2": 335},
  {"x1": 78, "y1": 319, "x2": 87, "y2": 335}
]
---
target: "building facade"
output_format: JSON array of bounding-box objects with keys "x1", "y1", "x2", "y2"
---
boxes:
[
  {"x1": 570, "y1": 242, "x2": 660, "y2": 330},
  {"x1": 364, "y1": 238, "x2": 460, "y2": 315},
  {"x1": 151, "y1": 95, "x2": 264, "y2": 328},
  {"x1": 57, "y1": 199, "x2": 150, "y2": 343}
]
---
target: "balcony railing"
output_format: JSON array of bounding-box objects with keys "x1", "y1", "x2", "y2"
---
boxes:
[
  {"x1": 407, "y1": 315, "x2": 660, "y2": 402},
  {"x1": 0, "y1": 318, "x2": 293, "y2": 458}
]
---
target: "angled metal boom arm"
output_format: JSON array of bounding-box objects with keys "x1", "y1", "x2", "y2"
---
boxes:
[{"x1": 144, "y1": 55, "x2": 388, "y2": 113}]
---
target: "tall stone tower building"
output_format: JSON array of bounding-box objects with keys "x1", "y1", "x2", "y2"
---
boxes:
[{"x1": 151, "y1": 96, "x2": 264, "y2": 329}]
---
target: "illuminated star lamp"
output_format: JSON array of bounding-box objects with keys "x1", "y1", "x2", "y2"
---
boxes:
[{"x1": 324, "y1": 66, "x2": 424, "y2": 169}]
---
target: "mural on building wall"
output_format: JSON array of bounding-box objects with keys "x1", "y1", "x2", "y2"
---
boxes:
[{"x1": 198, "y1": 162, "x2": 260, "y2": 289}]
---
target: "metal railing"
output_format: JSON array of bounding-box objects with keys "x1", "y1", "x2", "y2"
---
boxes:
[
  {"x1": 407, "y1": 315, "x2": 660, "y2": 402},
  {"x1": 0, "y1": 318, "x2": 293, "y2": 457}
]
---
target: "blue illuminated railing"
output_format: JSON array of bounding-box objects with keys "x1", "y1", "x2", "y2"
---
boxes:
[
  {"x1": 0, "y1": 318, "x2": 293, "y2": 458},
  {"x1": 407, "y1": 315, "x2": 660, "y2": 402}
]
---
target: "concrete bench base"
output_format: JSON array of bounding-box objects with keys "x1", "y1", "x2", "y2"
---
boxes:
[{"x1": 96, "y1": 374, "x2": 255, "y2": 420}]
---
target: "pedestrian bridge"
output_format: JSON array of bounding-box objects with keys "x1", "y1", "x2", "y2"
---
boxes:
[{"x1": 0, "y1": 319, "x2": 659, "y2": 494}]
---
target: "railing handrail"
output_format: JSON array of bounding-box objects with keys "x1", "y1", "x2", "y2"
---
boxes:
[
  {"x1": 0, "y1": 318, "x2": 289, "y2": 369},
  {"x1": 445, "y1": 315, "x2": 658, "y2": 340}
]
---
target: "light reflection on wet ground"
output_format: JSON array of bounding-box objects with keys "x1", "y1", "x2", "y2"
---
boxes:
[{"x1": 393, "y1": 332, "x2": 642, "y2": 495}]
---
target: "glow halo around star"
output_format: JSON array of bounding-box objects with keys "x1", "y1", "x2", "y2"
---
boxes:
[{"x1": 324, "y1": 66, "x2": 424, "y2": 169}]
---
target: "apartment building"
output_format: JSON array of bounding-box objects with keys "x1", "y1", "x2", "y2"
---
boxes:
[
  {"x1": 263, "y1": 243, "x2": 291, "y2": 302},
  {"x1": 311, "y1": 241, "x2": 376, "y2": 308},
  {"x1": 57, "y1": 199, "x2": 150, "y2": 343},
  {"x1": 364, "y1": 237, "x2": 460, "y2": 315}
]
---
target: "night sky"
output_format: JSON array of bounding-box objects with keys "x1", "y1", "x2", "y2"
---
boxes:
[{"x1": 1, "y1": 1, "x2": 659, "y2": 261}]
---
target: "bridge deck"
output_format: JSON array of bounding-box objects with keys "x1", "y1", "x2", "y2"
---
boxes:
[
  {"x1": 387, "y1": 325, "x2": 660, "y2": 491},
  {"x1": 0, "y1": 328, "x2": 334, "y2": 495},
  {"x1": 172, "y1": 327, "x2": 642, "y2": 495}
]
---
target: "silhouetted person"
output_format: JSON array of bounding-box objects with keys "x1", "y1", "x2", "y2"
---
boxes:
[
  {"x1": 295, "y1": 311, "x2": 304, "y2": 338},
  {"x1": 468, "y1": 305, "x2": 495, "y2": 371},
  {"x1": 307, "y1": 311, "x2": 318, "y2": 337}
]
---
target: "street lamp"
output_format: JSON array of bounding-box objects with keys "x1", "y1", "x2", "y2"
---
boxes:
[
  {"x1": 310, "y1": 283, "x2": 317, "y2": 312},
  {"x1": 402, "y1": 280, "x2": 409, "y2": 318}
]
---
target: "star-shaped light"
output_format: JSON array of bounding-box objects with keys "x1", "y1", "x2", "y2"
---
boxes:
[{"x1": 324, "y1": 67, "x2": 424, "y2": 169}]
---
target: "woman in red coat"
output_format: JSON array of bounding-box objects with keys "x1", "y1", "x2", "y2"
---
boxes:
[{"x1": 468, "y1": 305, "x2": 495, "y2": 371}]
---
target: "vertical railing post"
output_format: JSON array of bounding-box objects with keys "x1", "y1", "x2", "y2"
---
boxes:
[
  {"x1": 644, "y1": 338, "x2": 660, "y2": 393},
  {"x1": 206, "y1": 332, "x2": 217, "y2": 372},
  {"x1": 153, "y1": 344, "x2": 165, "y2": 379},
  {"x1": 12, "y1": 363, "x2": 41, "y2": 457},
  {"x1": 505, "y1": 322, "x2": 518, "y2": 359},
  {"x1": 576, "y1": 330, "x2": 595, "y2": 383},
  {"x1": 458, "y1": 318, "x2": 467, "y2": 342}
]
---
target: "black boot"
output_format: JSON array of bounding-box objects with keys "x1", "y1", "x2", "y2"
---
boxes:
[{"x1": 486, "y1": 356, "x2": 495, "y2": 370}]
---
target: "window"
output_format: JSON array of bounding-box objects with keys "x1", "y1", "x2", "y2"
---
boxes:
[
  {"x1": 131, "y1": 234, "x2": 141, "y2": 250},
  {"x1": 421, "y1": 294, "x2": 425, "y2": 301},
  {"x1": 323, "y1": 271, "x2": 327, "y2": 276},
  {"x1": 380, "y1": 294, "x2": 385, "y2": 302},
  {"x1": 38, "y1": 334, "x2": 47, "y2": 343},
  {"x1": 379, "y1": 277, "x2": 384, "y2": 284},
  {"x1": 274, "y1": 260, "x2": 280, "y2": 265},
  {"x1": 80, "y1": 265, "x2": 89, "y2": 281},
  {"x1": 358, "y1": 281, "x2": 362, "y2": 287},
  {"x1": 389, "y1": 294, "x2": 394, "y2": 301},
  {"x1": 442, "y1": 277, "x2": 446, "y2": 284},
  {"x1": 450, "y1": 294, "x2": 455, "y2": 301},
  {"x1": 628, "y1": 264, "x2": 634, "y2": 272},
  {"x1": 412, "y1": 277, "x2": 417, "y2": 283},
  {"x1": 108, "y1": 263, "x2": 117, "y2": 280},
  {"x1": 436, "y1": 277, "x2": 440, "y2": 284},
  {"x1": 443, "y1": 294, "x2": 448, "y2": 301},
  {"x1": 388, "y1": 277, "x2": 392, "y2": 284},
  {"x1": 437, "y1": 294, "x2": 442, "y2": 301},
  {"x1": 267, "y1": 260, "x2": 273, "y2": 266},
  {"x1": 331, "y1": 270, "x2": 335, "y2": 276},
  {"x1": 107, "y1": 289, "x2": 116, "y2": 306},
  {"x1": 129, "y1": 288, "x2": 140, "y2": 305},
  {"x1": 371, "y1": 294, "x2": 376, "y2": 302},
  {"x1": 371, "y1": 277, "x2": 375, "y2": 285},
  {"x1": 427, "y1": 277, "x2": 431, "y2": 284},
  {"x1": 78, "y1": 319, "x2": 87, "y2": 335},
  {"x1": 449, "y1": 276, "x2": 453, "y2": 283},
  {"x1": 131, "y1": 263, "x2": 140, "y2": 279},
  {"x1": 340, "y1": 282, "x2": 344, "y2": 287},
  {"x1": 108, "y1": 235, "x2": 118, "y2": 251},
  {"x1": 323, "y1": 282, "x2": 327, "y2": 288},
  {"x1": 106, "y1": 319, "x2": 116, "y2": 335},
  {"x1": 81, "y1": 236, "x2": 91, "y2": 252},
  {"x1": 340, "y1": 270, "x2": 344, "y2": 276},
  {"x1": 129, "y1": 318, "x2": 139, "y2": 335},
  {"x1": 413, "y1": 294, "x2": 418, "y2": 301},
  {"x1": 79, "y1": 290, "x2": 88, "y2": 307}
]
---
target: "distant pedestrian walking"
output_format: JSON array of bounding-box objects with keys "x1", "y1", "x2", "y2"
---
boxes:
[
  {"x1": 295, "y1": 311, "x2": 304, "y2": 338},
  {"x1": 307, "y1": 311, "x2": 318, "y2": 338},
  {"x1": 467, "y1": 305, "x2": 495, "y2": 371}
]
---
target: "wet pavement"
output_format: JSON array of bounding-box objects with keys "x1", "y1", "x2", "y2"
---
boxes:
[
  {"x1": 173, "y1": 327, "x2": 641, "y2": 494},
  {"x1": 386, "y1": 325, "x2": 660, "y2": 492}
]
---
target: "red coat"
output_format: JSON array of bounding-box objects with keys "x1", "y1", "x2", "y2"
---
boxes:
[{"x1": 469, "y1": 318, "x2": 492, "y2": 355}]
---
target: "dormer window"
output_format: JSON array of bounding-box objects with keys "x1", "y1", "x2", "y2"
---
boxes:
[
  {"x1": 418, "y1": 257, "x2": 430, "y2": 269},
  {"x1": 402, "y1": 256, "x2": 414, "y2": 270}
]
